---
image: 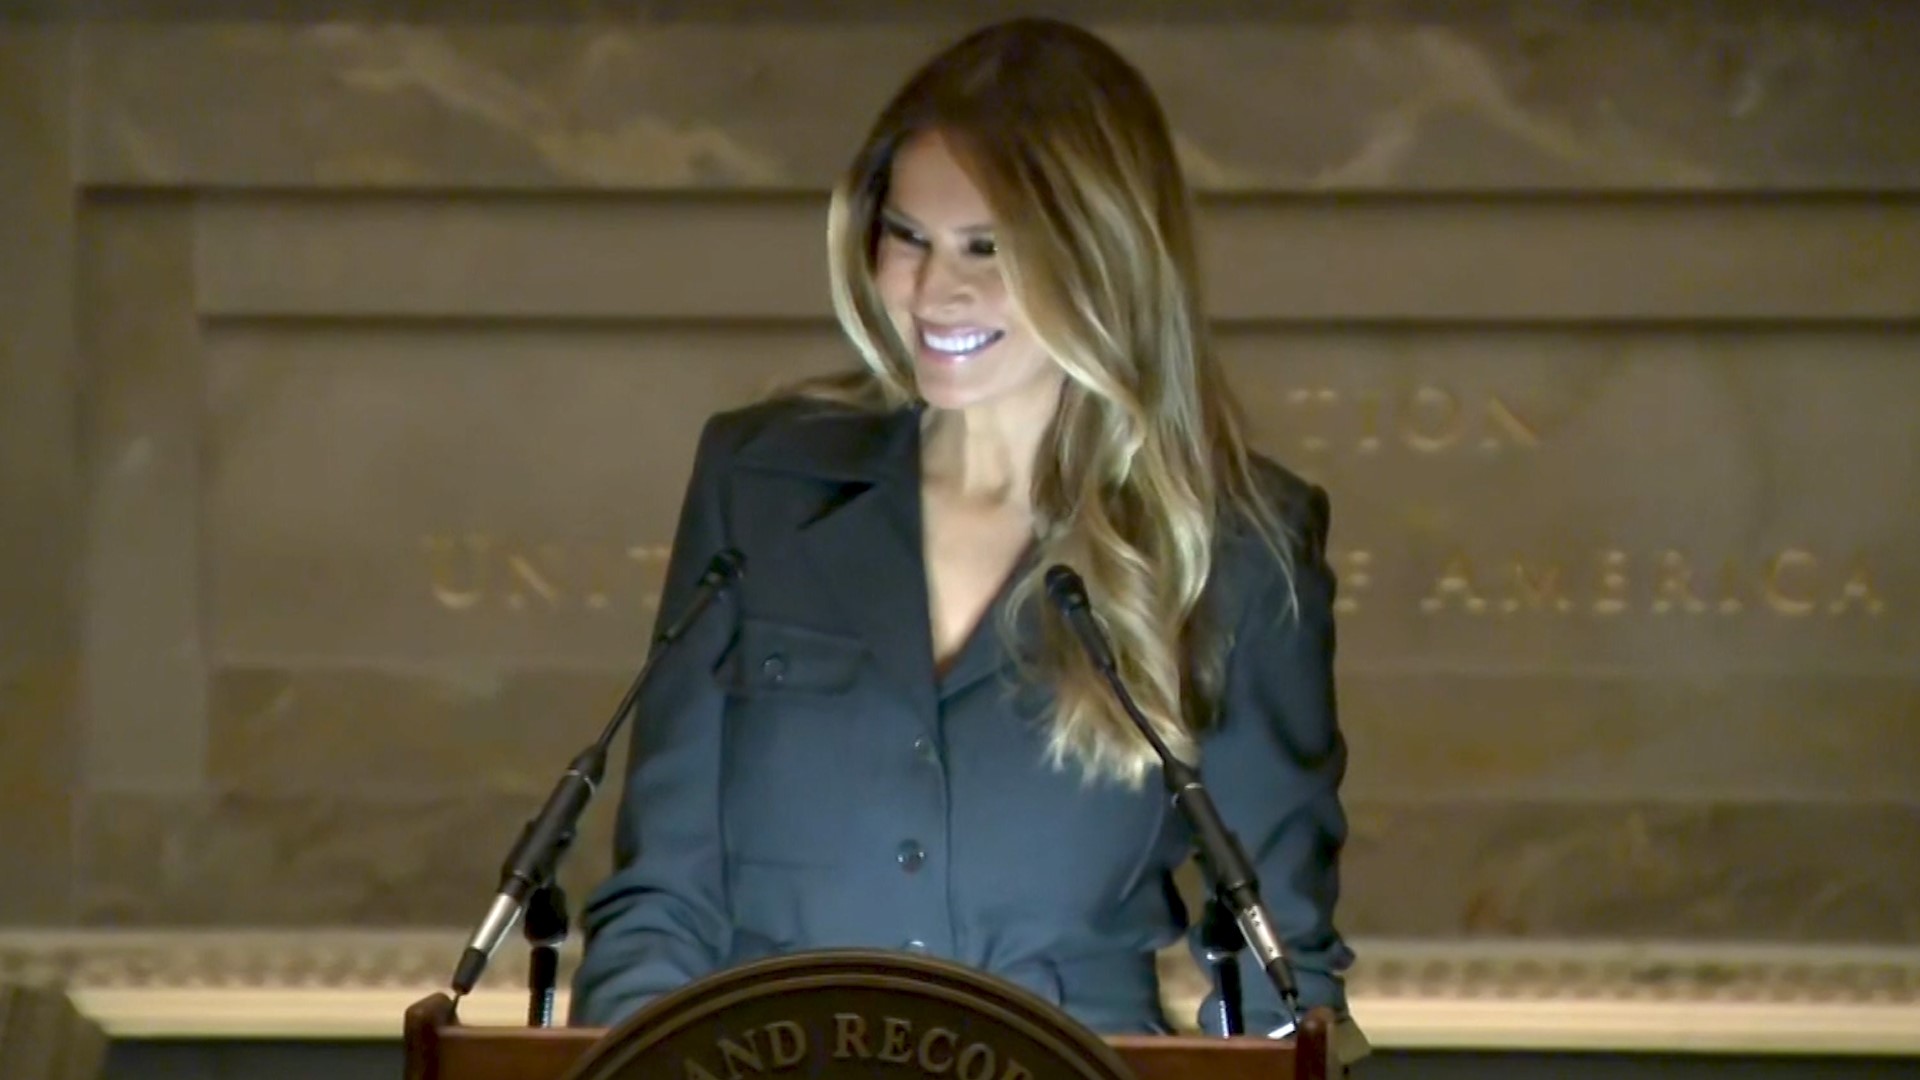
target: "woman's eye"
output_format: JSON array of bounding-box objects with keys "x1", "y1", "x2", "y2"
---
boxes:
[
  {"x1": 882, "y1": 220, "x2": 927, "y2": 247},
  {"x1": 967, "y1": 237, "x2": 998, "y2": 258}
]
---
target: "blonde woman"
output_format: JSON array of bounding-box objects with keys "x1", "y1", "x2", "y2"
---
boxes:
[{"x1": 573, "y1": 17, "x2": 1353, "y2": 1039}]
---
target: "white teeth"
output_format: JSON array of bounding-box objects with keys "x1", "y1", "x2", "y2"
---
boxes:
[{"x1": 921, "y1": 328, "x2": 1002, "y2": 355}]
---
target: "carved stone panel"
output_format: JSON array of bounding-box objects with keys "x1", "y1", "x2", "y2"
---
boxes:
[{"x1": 78, "y1": 7, "x2": 1920, "y2": 192}]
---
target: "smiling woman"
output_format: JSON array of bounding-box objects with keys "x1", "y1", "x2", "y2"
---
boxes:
[
  {"x1": 570, "y1": 16, "x2": 1358, "y2": 1049},
  {"x1": 871, "y1": 131, "x2": 1056, "y2": 415}
]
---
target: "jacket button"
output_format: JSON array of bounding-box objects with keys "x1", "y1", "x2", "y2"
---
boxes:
[
  {"x1": 912, "y1": 735, "x2": 937, "y2": 763},
  {"x1": 903, "y1": 939, "x2": 929, "y2": 953},
  {"x1": 896, "y1": 840, "x2": 926, "y2": 873},
  {"x1": 760, "y1": 653, "x2": 787, "y2": 682}
]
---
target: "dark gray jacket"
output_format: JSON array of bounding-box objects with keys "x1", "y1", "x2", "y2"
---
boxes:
[{"x1": 571, "y1": 397, "x2": 1353, "y2": 1035}]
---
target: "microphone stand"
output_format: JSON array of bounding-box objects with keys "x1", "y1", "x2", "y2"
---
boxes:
[
  {"x1": 1044, "y1": 565, "x2": 1302, "y2": 1034},
  {"x1": 523, "y1": 881, "x2": 568, "y2": 1027},
  {"x1": 1198, "y1": 895, "x2": 1246, "y2": 1036},
  {"x1": 445, "y1": 549, "x2": 745, "y2": 1015}
]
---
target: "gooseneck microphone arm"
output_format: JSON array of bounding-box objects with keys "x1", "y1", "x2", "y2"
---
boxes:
[
  {"x1": 1043, "y1": 564, "x2": 1302, "y2": 1032},
  {"x1": 447, "y1": 549, "x2": 746, "y2": 1003}
]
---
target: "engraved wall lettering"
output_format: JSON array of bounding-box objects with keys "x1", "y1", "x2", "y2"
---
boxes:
[
  {"x1": 504, "y1": 543, "x2": 564, "y2": 611},
  {"x1": 1419, "y1": 552, "x2": 1489, "y2": 614},
  {"x1": 1286, "y1": 387, "x2": 1338, "y2": 454},
  {"x1": 1713, "y1": 558, "x2": 1746, "y2": 614},
  {"x1": 1652, "y1": 551, "x2": 1710, "y2": 615},
  {"x1": 625, "y1": 544, "x2": 668, "y2": 613},
  {"x1": 1330, "y1": 549, "x2": 1373, "y2": 614},
  {"x1": 1482, "y1": 395, "x2": 1543, "y2": 450},
  {"x1": 422, "y1": 533, "x2": 488, "y2": 611},
  {"x1": 1592, "y1": 550, "x2": 1631, "y2": 616},
  {"x1": 579, "y1": 542, "x2": 628, "y2": 610},
  {"x1": 1502, "y1": 558, "x2": 1575, "y2": 614},
  {"x1": 1830, "y1": 558, "x2": 1889, "y2": 615},
  {"x1": 1354, "y1": 392, "x2": 1384, "y2": 455},
  {"x1": 1276, "y1": 385, "x2": 1544, "y2": 457},
  {"x1": 1412, "y1": 547, "x2": 1889, "y2": 618},
  {"x1": 1763, "y1": 548, "x2": 1818, "y2": 616},
  {"x1": 1400, "y1": 385, "x2": 1464, "y2": 454},
  {"x1": 427, "y1": 537, "x2": 1887, "y2": 622}
]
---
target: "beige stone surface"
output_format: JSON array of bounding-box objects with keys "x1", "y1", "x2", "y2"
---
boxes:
[
  {"x1": 1338, "y1": 800, "x2": 1920, "y2": 941},
  {"x1": 74, "y1": 788, "x2": 617, "y2": 928},
  {"x1": 76, "y1": 5, "x2": 1920, "y2": 191},
  {"x1": 0, "y1": 23, "x2": 81, "y2": 924},
  {"x1": 77, "y1": 202, "x2": 210, "y2": 793},
  {"x1": 1338, "y1": 674, "x2": 1920, "y2": 803},
  {"x1": 0, "y1": 662, "x2": 79, "y2": 924},
  {"x1": 191, "y1": 195, "x2": 1920, "y2": 321},
  {"x1": 199, "y1": 324, "x2": 836, "y2": 665},
  {"x1": 206, "y1": 666, "x2": 639, "y2": 796},
  {"x1": 1, "y1": 1, "x2": 1915, "y2": 960}
]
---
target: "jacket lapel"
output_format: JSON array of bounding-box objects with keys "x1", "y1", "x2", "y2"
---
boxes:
[{"x1": 735, "y1": 403, "x2": 941, "y2": 727}]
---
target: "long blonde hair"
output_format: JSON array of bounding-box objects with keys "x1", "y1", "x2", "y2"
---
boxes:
[{"x1": 803, "y1": 17, "x2": 1295, "y2": 785}]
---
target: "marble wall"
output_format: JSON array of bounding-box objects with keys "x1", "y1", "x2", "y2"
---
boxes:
[{"x1": 3, "y1": 0, "x2": 1917, "y2": 965}]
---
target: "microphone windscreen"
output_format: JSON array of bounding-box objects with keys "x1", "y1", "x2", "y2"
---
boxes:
[{"x1": 1044, "y1": 564, "x2": 1088, "y2": 609}]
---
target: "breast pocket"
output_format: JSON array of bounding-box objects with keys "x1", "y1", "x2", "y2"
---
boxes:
[
  {"x1": 713, "y1": 617, "x2": 873, "y2": 864},
  {"x1": 713, "y1": 617, "x2": 867, "y2": 700}
]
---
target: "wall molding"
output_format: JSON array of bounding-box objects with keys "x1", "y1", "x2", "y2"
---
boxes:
[{"x1": 2, "y1": 930, "x2": 1915, "y2": 1054}]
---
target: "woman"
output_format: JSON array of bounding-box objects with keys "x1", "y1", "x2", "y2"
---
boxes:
[{"x1": 572, "y1": 17, "x2": 1353, "y2": 1038}]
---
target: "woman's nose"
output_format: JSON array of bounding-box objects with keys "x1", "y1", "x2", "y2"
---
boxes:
[{"x1": 915, "y1": 250, "x2": 975, "y2": 310}]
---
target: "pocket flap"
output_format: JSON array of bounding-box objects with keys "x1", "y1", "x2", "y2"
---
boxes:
[{"x1": 715, "y1": 617, "x2": 868, "y2": 696}]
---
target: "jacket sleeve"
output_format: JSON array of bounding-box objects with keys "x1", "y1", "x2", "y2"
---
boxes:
[
  {"x1": 1188, "y1": 482, "x2": 1355, "y2": 1034},
  {"x1": 569, "y1": 414, "x2": 739, "y2": 1027}
]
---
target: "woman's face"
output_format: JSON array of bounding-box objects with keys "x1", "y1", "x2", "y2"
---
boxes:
[{"x1": 872, "y1": 130, "x2": 1061, "y2": 414}]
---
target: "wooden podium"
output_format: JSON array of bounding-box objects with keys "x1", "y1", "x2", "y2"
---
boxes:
[{"x1": 404, "y1": 950, "x2": 1336, "y2": 1080}]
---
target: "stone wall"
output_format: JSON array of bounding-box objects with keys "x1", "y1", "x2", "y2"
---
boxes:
[{"x1": 2, "y1": 0, "x2": 1916, "y2": 998}]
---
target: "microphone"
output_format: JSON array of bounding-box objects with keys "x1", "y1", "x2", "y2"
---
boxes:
[
  {"x1": 1043, "y1": 564, "x2": 1302, "y2": 1030},
  {"x1": 447, "y1": 548, "x2": 746, "y2": 1001}
]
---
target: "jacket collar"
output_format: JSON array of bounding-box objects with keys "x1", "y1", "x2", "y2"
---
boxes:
[
  {"x1": 730, "y1": 396, "x2": 1026, "y2": 709},
  {"x1": 734, "y1": 399, "x2": 922, "y2": 484}
]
